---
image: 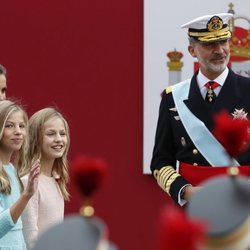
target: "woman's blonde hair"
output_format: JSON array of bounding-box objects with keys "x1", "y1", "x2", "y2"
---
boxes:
[
  {"x1": 0, "y1": 100, "x2": 28, "y2": 194},
  {"x1": 22, "y1": 107, "x2": 70, "y2": 200}
]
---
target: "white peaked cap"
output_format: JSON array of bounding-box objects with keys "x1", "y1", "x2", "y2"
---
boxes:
[
  {"x1": 181, "y1": 13, "x2": 233, "y2": 43},
  {"x1": 181, "y1": 13, "x2": 233, "y2": 29}
]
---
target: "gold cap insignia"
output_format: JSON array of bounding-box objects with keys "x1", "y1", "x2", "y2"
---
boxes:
[{"x1": 207, "y1": 16, "x2": 223, "y2": 32}]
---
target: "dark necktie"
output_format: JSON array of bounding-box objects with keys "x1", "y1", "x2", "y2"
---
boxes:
[{"x1": 204, "y1": 81, "x2": 219, "y2": 104}]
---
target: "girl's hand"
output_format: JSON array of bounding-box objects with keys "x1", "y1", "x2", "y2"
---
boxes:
[{"x1": 23, "y1": 159, "x2": 40, "y2": 198}]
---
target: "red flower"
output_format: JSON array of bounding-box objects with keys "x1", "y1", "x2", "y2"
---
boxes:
[
  {"x1": 70, "y1": 155, "x2": 108, "y2": 197},
  {"x1": 213, "y1": 111, "x2": 250, "y2": 158},
  {"x1": 156, "y1": 205, "x2": 206, "y2": 250}
]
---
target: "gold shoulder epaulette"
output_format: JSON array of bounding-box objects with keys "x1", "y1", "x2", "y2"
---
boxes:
[{"x1": 165, "y1": 86, "x2": 172, "y2": 94}]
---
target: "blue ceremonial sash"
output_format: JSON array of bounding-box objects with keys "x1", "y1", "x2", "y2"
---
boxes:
[{"x1": 171, "y1": 79, "x2": 239, "y2": 167}]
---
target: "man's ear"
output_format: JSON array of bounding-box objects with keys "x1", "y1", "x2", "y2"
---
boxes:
[{"x1": 188, "y1": 45, "x2": 196, "y2": 58}]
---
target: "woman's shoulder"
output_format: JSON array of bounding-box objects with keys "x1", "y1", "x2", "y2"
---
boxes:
[
  {"x1": 21, "y1": 174, "x2": 29, "y2": 180},
  {"x1": 21, "y1": 174, "x2": 29, "y2": 186}
]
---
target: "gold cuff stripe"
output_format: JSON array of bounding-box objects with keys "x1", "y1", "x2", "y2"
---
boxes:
[
  {"x1": 159, "y1": 169, "x2": 176, "y2": 187},
  {"x1": 155, "y1": 166, "x2": 173, "y2": 178},
  {"x1": 154, "y1": 166, "x2": 180, "y2": 195},
  {"x1": 153, "y1": 169, "x2": 159, "y2": 179},
  {"x1": 159, "y1": 166, "x2": 175, "y2": 181},
  {"x1": 154, "y1": 166, "x2": 173, "y2": 187},
  {"x1": 165, "y1": 173, "x2": 181, "y2": 195},
  {"x1": 188, "y1": 27, "x2": 229, "y2": 37},
  {"x1": 158, "y1": 167, "x2": 175, "y2": 184}
]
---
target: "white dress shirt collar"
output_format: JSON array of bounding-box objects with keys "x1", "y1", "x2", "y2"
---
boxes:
[{"x1": 197, "y1": 67, "x2": 229, "y2": 89}]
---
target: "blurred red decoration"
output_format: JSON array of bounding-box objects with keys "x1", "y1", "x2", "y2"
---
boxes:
[
  {"x1": 156, "y1": 205, "x2": 206, "y2": 250},
  {"x1": 213, "y1": 111, "x2": 250, "y2": 158},
  {"x1": 70, "y1": 155, "x2": 108, "y2": 197}
]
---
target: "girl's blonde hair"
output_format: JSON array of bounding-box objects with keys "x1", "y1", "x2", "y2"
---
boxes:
[
  {"x1": 0, "y1": 100, "x2": 28, "y2": 194},
  {"x1": 22, "y1": 107, "x2": 70, "y2": 200}
]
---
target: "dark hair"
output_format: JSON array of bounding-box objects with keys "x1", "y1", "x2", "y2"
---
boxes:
[
  {"x1": 188, "y1": 37, "x2": 199, "y2": 45},
  {"x1": 0, "y1": 64, "x2": 7, "y2": 76}
]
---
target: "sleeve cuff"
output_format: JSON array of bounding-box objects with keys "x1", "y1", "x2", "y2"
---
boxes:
[{"x1": 178, "y1": 184, "x2": 192, "y2": 206}]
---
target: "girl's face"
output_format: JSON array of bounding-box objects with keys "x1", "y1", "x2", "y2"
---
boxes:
[
  {"x1": 0, "y1": 110, "x2": 26, "y2": 153},
  {"x1": 41, "y1": 117, "x2": 68, "y2": 161}
]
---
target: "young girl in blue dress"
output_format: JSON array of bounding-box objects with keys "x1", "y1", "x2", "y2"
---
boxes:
[{"x1": 0, "y1": 100, "x2": 40, "y2": 250}]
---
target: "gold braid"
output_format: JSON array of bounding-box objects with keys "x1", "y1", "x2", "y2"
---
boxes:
[{"x1": 153, "y1": 166, "x2": 180, "y2": 195}]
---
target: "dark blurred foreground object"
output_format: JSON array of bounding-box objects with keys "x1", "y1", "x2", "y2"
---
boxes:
[
  {"x1": 33, "y1": 215, "x2": 117, "y2": 250},
  {"x1": 33, "y1": 155, "x2": 117, "y2": 250},
  {"x1": 187, "y1": 169, "x2": 250, "y2": 250}
]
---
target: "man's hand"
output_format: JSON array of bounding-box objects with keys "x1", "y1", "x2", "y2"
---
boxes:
[{"x1": 183, "y1": 186, "x2": 200, "y2": 200}]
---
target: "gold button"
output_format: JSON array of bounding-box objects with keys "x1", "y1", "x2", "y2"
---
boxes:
[
  {"x1": 192, "y1": 149, "x2": 198, "y2": 155},
  {"x1": 193, "y1": 163, "x2": 198, "y2": 166}
]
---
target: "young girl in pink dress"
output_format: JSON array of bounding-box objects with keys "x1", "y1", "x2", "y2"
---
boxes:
[{"x1": 21, "y1": 107, "x2": 70, "y2": 250}]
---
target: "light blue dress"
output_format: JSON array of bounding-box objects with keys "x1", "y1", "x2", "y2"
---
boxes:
[{"x1": 0, "y1": 163, "x2": 26, "y2": 250}]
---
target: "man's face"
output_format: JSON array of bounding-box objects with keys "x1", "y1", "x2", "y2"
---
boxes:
[{"x1": 188, "y1": 39, "x2": 230, "y2": 78}]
